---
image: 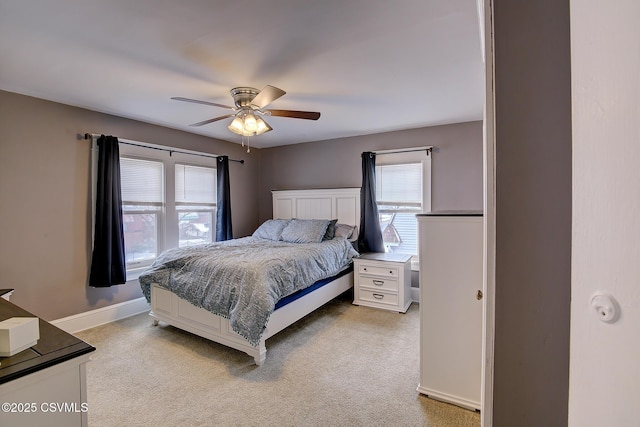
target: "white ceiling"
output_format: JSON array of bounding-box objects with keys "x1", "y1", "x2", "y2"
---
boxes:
[{"x1": 0, "y1": 0, "x2": 484, "y2": 148}]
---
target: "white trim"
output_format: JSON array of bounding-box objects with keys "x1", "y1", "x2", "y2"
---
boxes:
[
  {"x1": 477, "y1": 0, "x2": 485, "y2": 63},
  {"x1": 416, "y1": 385, "x2": 481, "y2": 412},
  {"x1": 51, "y1": 297, "x2": 149, "y2": 334},
  {"x1": 481, "y1": 0, "x2": 495, "y2": 425}
]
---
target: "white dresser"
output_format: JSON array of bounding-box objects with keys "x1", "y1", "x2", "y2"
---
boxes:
[
  {"x1": 353, "y1": 252, "x2": 412, "y2": 313},
  {"x1": 0, "y1": 292, "x2": 95, "y2": 427},
  {"x1": 417, "y1": 212, "x2": 483, "y2": 411}
]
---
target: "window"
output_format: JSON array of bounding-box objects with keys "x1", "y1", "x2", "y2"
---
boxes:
[
  {"x1": 118, "y1": 141, "x2": 217, "y2": 277},
  {"x1": 376, "y1": 163, "x2": 422, "y2": 256},
  {"x1": 120, "y1": 157, "x2": 163, "y2": 269},
  {"x1": 175, "y1": 164, "x2": 216, "y2": 247},
  {"x1": 375, "y1": 149, "x2": 431, "y2": 266}
]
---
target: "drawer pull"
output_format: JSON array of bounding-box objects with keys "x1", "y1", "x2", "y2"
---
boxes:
[
  {"x1": 372, "y1": 280, "x2": 385, "y2": 286},
  {"x1": 373, "y1": 293, "x2": 385, "y2": 300}
]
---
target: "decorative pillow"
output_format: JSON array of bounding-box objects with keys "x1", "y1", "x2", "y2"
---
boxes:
[
  {"x1": 323, "y1": 219, "x2": 338, "y2": 241},
  {"x1": 280, "y1": 219, "x2": 331, "y2": 243},
  {"x1": 252, "y1": 219, "x2": 291, "y2": 241},
  {"x1": 334, "y1": 223, "x2": 357, "y2": 240}
]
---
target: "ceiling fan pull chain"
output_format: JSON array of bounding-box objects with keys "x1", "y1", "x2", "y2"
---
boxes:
[{"x1": 241, "y1": 134, "x2": 250, "y2": 153}]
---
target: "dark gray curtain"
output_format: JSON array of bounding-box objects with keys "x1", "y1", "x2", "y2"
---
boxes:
[
  {"x1": 357, "y1": 152, "x2": 385, "y2": 253},
  {"x1": 89, "y1": 135, "x2": 127, "y2": 287},
  {"x1": 215, "y1": 156, "x2": 233, "y2": 241}
]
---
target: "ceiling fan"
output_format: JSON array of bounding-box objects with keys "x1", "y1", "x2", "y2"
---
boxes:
[{"x1": 172, "y1": 85, "x2": 320, "y2": 137}]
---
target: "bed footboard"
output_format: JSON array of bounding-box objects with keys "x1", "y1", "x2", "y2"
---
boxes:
[
  {"x1": 150, "y1": 284, "x2": 267, "y2": 365},
  {"x1": 148, "y1": 271, "x2": 353, "y2": 365}
]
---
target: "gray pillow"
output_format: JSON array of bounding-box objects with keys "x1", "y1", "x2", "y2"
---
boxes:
[
  {"x1": 252, "y1": 219, "x2": 291, "y2": 241},
  {"x1": 334, "y1": 223, "x2": 357, "y2": 240},
  {"x1": 280, "y1": 219, "x2": 331, "y2": 243},
  {"x1": 323, "y1": 219, "x2": 338, "y2": 240}
]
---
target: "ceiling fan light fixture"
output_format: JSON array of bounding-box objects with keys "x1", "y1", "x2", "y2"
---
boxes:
[
  {"x1": 243, "y1": 112, "x2": 258, "y2": 133},
  {"x1": 228, "y1": 116, "x2": 245, "y2": 135},
  {"x1": 254, "y1": 116, "x2": 272, "y2": 135},
  {"x1": 228, "y1": 113, "x2": 272, "y2": 136},
  {"x1": 174, "y1": 85, "x2": 318, "y2": 139}
]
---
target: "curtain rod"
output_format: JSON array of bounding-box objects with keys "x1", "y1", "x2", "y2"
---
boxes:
[
  {"x1": 83, "y1": 133, "x2": 244, "y2": 164},
  {"x1": 372, "y1": 146, "x2": 433, "y2": 156}
]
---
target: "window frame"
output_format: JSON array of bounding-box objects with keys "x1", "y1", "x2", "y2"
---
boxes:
[
  {"x1": 118, "y1": 140, "x2": 218, "y2": 280},
  {"x1": 120, "y1": 156, "x2": 165, "y2": 272},
  {"x1": 175, "y1": 162, "x2": 217, "y2": 248},
  {"x1": 375, "y1": 149, "x2": 432, "y2": 270}
]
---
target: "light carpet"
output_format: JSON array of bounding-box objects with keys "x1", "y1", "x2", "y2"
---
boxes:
[{"x1": 76, "y1": 293, "x2": 480, "y2": 426}]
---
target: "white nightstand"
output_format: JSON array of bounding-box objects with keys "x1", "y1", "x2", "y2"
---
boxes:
[{"x1": 353, "y1": 252, "x2": 412, "y2": 313}]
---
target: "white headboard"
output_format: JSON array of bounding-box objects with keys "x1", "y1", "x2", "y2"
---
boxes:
[{"x1": 272, "y1": 188, "x2": 361, "y2": 227}]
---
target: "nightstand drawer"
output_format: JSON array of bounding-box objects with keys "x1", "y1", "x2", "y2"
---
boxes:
[
  {"x1": 357, "y1": 289, "x2": 399, "y2": 307},
  {"x1": 358, "y1": 264, "x2": 398, "y2": 278},
  {"x1": 358, "y1": 275, "x2": 398, "y2": 292}
]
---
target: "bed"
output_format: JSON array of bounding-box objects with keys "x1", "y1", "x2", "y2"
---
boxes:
[{"x1": 139, "y1": 188, "x2": 361, "y2": 365}]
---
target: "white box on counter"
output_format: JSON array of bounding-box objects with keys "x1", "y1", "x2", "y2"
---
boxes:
[{"x1": 0, "y1": 317, "x2": 39, "y2": 357}]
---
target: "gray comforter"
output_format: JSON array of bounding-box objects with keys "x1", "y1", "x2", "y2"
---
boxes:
[{"x1": 139, "y1": 236, "x2": 358, "y2": 346}]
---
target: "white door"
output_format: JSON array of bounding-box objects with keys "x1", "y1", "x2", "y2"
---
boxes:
[{"x1": 569, "y1": 0, "x2": 640, "y2": 425}]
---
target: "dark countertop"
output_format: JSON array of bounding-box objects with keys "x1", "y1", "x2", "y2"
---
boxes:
[
  {"x1": 417, "y1": 210, "x2": 483, "y2": 217},
  {"x1": 0, "y1": 297, "x2": 95, "y2": 385}
]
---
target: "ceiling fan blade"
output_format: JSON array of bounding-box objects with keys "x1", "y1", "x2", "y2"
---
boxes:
[
  {"x1": 171, "y1": 97, "x2": 234, "y2": 110},
  {"x1": 189, "y1": 114, "x2": 235, "y2": 127},
  {"x1": 265, "y1": 109, "x2": 321, "y2": 120},
  {"x1": 250, "y1": 85, "x2": 286, "y2": 109}
]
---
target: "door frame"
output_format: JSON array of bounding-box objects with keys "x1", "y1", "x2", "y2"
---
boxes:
[{"x1": 480, "y1": 0, "x2": 495, "y2": 426}]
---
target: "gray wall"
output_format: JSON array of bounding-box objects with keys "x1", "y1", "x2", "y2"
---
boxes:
[
  {"x1": 0, "y1": 90, "x2": 259, "y2": 320},
  {"x1": 492, "y1": 0, "x2": 572, "y2": 424},
  {"x1": 0, "y1": 90, "x2": 483, "y2": 322},
  {"x1": 258, "y1": 121, "x2": 483, "y2": 223}
]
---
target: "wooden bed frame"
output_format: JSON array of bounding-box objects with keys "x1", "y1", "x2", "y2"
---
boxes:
[{"x1": 149, "y1": 188, "x2": 361, "y2": 365}]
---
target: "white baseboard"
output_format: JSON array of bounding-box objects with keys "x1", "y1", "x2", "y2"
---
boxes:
[
  {"x1": 52, "y1": 289, "x2": 416, "y2": 335},
  {"x1": 52, "y1": 297, "x2": 150, "y2": 334}
]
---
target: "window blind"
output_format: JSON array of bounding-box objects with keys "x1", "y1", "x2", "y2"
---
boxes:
[
  {"x1": 175, "y1": 164, "x2": 216, "y2": 204},
  {"x1": 376, "y1": 163, "x2": 422, "y2": 204},
  {"x1": 120, "y1": 158, "x2": 163, "y2": 203}
]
